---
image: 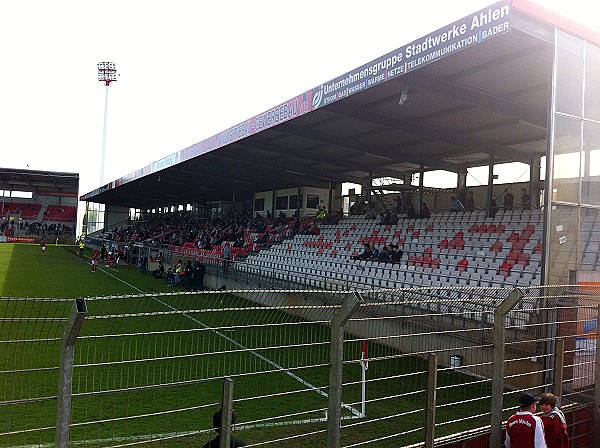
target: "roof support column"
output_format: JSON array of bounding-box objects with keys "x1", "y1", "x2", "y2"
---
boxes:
[
  {"x1": 457, "y1": 167, "x2": 467, "y2": 203},
  {"x1": 328, "y1": 181, "x2": 333, "y2": 213},
  {"x1": 361, "y1": 174, "x2": 373, "y2": 204},
  {"x1": 271, "y1": 189, "x2": 276, "y2": 219},
  {"x1": 418, "y1": 164, "x2": 425, "y2": 211},
  {"x1": 487, "y1": 155, "x2": 495, "y2": 218},
  {"x1": 530, "y1": 158, "x2": 542, "y2": 209},
  {"x1": 402, "y1": 174, "x2": 412, "y2": 213},
  {"x1": 296, "y1": 186, "x2": 302, "y2": 218}
]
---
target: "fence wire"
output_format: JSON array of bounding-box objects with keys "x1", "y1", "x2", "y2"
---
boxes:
[{"x1": 1, "y1": 285, "x2": 598, "y2": 448}]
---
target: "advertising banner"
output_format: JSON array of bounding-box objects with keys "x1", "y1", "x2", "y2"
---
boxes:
[{"x1": 81, "y1": 0, "x2": 511, "y2": 201}]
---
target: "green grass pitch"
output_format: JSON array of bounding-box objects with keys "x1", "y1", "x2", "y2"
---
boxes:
[{"x1": 0, "y1": 243, "x2": 497, "y2": 448}]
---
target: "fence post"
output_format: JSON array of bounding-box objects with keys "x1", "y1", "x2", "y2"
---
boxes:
[
  {"x1": 594, "y1": 305, "x2": 600, "y2": 448},
  {"x1": 490, "y1": 288, "x2": 524, "y2": 448},
  {"x1": 55, "y1": 298, "x2": 87, "y2": 448},
  {"x1": 553, "y1": 338, "x2": 564, "y2": 403},
  {"x1": 328, "y1": 292, "x2": 363, "y2": 448},
  {"x1": 220, "y1": 377, "x2": 234, "y2": 448},
  {"x1": 425, "y1": 353, "x2": 438, "y2": 448}
]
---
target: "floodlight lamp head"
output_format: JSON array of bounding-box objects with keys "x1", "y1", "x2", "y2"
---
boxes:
[{"x1": 97, "y1": 62, "x2": 118, "y2": 86}]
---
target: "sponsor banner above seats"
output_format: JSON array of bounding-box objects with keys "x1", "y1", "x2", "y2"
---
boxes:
[
  {"x1": 81, "y1": 0, "x2": 511, "y2": 201},
  {"x1": 311, "y1": 0, "x2": 511, "y2": 110}
]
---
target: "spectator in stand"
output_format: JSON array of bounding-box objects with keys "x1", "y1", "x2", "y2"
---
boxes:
[
  {"x1": 352, "y1": 243, "x2": 373, "y2": 261},
  {"x1": 503, "y1": 188, "x2": 514, "y2": 211},
  {"x1": 316, "y1": 206, "x2": 327, "y2": 221},
  {"x1": 365, "y1": 206, "x2": 377, "y2": 220},
  {"x1": 377, "y1": 245, "x2": 391, "y2": 263},
  {"x1": 304, "y1": 223, "x2": 320, "y2": 235},
  {"x1": 378, "y1": 211, "x2": 391, "y2": 225},
  {"x1": 390, "y1": 244, "x2": 403, "y2": 263},
  {"x1": 465, "y1": 191, "x2": 475, "y2": 211},
  {"x1": 521, "y1": 188, "x2": 532, "y2": 210},
  {"x1": 367, "y1": 246, "x2": 381, "y2": 261},
  {"x1": 350, "y1": 201, "x2": 365, "y2": 215},
  {"x1": 417, "y1": 202, "x2": 430, "y2": 219},
  {"x1": 539, "y1": 392, "x2": 569, "y2": 448},
  {"x1": 489, "y1": 197, "x2": 499, "y2": 218},
  {"x1": 450, "y1": 196, "x2": 465, "y2": 213},
  {"x1": 405, "y1": 203, "x2": 416, "y2": 219}
]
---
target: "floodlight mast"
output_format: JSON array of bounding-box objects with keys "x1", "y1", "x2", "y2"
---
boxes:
[{"x1": 97, "y1": 62, "x2": 118, "y2": 186}]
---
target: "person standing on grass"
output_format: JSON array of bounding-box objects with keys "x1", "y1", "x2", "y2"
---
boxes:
[
  {"x1": 223, "y1": 242, "x2": 232, "y2": 274},
  {"x1": 539, "y1": 392, "x2": 569, "y2": 448},
  {"x1": 40, "y1": 240, "x2": 46, "y2": 255},
  {"x1": 202, "y1": 408, "x2": 246, "y2": 448},
  {"x1": 91, "y1": 250, "x2": 100, "y2": 273},
  {"x1": 184, "y1": 260, "x2": 194, "y2": 292},
  {"x1": 194, "y1": 261, "x2": 206, "y2": 291},
  {"x1": 505, "y1": 393, "x2": 547, "y2": 448}
]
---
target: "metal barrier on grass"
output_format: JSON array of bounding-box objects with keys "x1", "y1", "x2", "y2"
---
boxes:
[{"x1": 0, "y1": 285, "x2": 598, "y2": 448}]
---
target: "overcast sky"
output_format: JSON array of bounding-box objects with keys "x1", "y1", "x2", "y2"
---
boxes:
[{"x1": 1, "y1": 0, "x2": 598, "y2": 200}]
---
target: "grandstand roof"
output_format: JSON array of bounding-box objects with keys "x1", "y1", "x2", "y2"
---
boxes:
[
  {"x1": 81, "y1": 0, "x2": 600, "y2": 210},
  {"x1": 0, "y1": 168, "x2": 79, "y2": 193}
]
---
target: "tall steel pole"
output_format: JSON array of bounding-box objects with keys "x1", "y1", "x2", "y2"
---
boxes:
[{"x1": 97, "y1": 62, "x2": 118, "y2": 186}]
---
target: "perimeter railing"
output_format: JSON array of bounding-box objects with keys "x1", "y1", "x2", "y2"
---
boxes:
[{"x1": 0, "y1": 285, "x2": 598, "y2": 448}]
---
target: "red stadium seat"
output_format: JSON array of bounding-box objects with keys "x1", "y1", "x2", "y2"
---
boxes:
[
  {"x1": 499, "y1": 262, "x2": 513, "y2": 277},
  {"x1": 491, "y1": 241, "x2": 503, "y2": 253},
  {"x1": 517, "y1": 252, "x2": 530, "y2": 266}
]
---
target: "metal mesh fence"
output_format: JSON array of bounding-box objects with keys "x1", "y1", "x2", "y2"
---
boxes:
[{"x1": 1, "y1": 285, "x2": 598, "y2": 448}]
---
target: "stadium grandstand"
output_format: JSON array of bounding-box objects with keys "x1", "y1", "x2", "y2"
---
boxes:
[
  {"x1": 81, "y1": 0, "x2": 600, "y2": 290},
  {"x1": 4, "y1": 1, "x2": 595, "y2": 447},
  {"x1": 0, "y1": 167, "x2": 79, "y2": 243}
]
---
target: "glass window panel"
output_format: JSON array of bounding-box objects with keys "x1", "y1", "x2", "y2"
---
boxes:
[
  {"x1": 552, "y1": 115, "x2": 581, "y2": 203},
  {"x1": 289, "y1": 194, "x2": 302, "y2": 209},
  {"x1": 306, "y1": 194, "x2": 319, "y2": 209},
  {"x1": 556, "y1": 30, "x2": 583, "y2": 117},
  {"x1": 275, "y1": 196, "x2": 288, "y2": 210},
  {"x1": 582, "y1": 120, "x2": 600, "y2": 206},
  {"x1": 584, "y1": 41, "x2": 600, "y2": 121},
  {"x1": 254, "y1": 198, "x2": 265, "y2": 211},
  {"x1": 547, "y1": 204, "x2": 580, "y2": 284}
]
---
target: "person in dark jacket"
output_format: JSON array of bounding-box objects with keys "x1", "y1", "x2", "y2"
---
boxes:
[{"x1": 202, "y1": 408, "x2": 246, "y2": 448}]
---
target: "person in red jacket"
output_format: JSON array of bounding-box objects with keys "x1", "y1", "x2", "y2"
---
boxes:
[
  {"x1": 505, "y1": 393, "x2": 547, "y2": 448},
  {"x1": 539, "y1": 393, "x2": 569, "y2": 448}
]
